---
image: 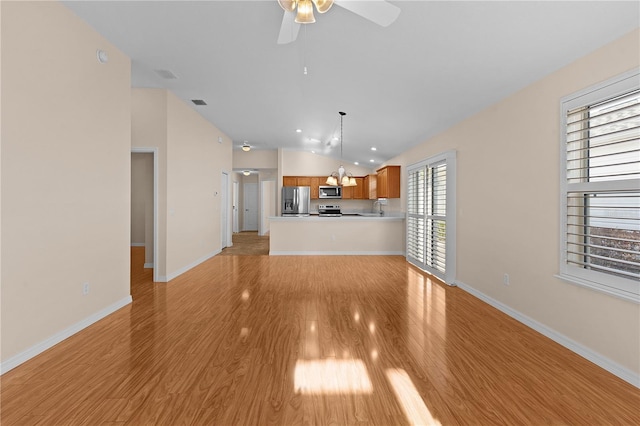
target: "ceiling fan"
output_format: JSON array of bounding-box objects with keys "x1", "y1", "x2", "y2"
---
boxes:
[{"x1": 277, "y1": 0, "x2": 401, "y2": 45}]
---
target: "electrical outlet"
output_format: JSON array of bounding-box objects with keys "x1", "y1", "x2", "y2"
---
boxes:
[
  {"x1": 83, "y1": 282, "x2": 90, "y2": 295},
  {"x1": 503, "y1": 274, "x2": 510, "y2": 286}
]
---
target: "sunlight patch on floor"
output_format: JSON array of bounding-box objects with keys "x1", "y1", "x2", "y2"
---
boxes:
[
  {"x1": 294, "y1": 359, "x2": 373, "y2": 394},
  {"x1": 386, "y1": 368, "x2": 442, "y2": 426}
]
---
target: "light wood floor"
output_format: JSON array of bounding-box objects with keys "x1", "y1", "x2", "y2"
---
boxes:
[
  {"x1": 1, "y1": 248, "x2": 638, "y2": 425},
  {"x1": 219, "y1": 231, "x2": 269, "y2": 256}
]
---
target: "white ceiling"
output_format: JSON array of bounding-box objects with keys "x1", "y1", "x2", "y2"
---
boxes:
[{"x1": 62, "y1": 1, "x2": 639, "y2": 165}]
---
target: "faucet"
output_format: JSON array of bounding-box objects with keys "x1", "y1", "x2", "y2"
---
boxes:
[{"x1": 373, "y1": 200, "x2": 384, "y2": 215}]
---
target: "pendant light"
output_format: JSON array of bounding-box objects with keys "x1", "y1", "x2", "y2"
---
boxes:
[
  {"x1": 326, "y1": 112, "x2": 357, "y2": 187},
  {"x1": 278, "y1": 0, "x2": 335, "y2": 25}
]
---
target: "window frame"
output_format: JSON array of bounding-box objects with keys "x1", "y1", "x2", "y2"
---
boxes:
[
  {"x1": 558, "y1": 68, "x2": 640, "y2": 303},
  {"x1": 406, "y1": 150, "x2": 457, "y2": 285}
]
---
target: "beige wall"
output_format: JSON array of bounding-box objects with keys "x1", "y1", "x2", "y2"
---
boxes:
[
  {"x1": 132, "y1": 89, "x2": 232, "y2": 280},
  {"x1": 165, "y1": 92, "x2": 232, "y2": 276},
  {"x1": 281, "y1": 149, "x2": 375, "y2": 176},
  {"x1": 132, "y1": 89, "x2": 168, "y2": 277},
  {"x1": 1, "y1": 1, "x2": 131, "y2": 362},
  {"x1": 386, "y1": 29, "x2": 640, "y2": 375},
  {"x1": 233, "y1": 149, "x2": 278, "y2": 170}
]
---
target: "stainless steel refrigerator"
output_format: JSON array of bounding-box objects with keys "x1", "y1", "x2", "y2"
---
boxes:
[{"x1": 282, "y1": 186, "x2": 310, "y2": 216}]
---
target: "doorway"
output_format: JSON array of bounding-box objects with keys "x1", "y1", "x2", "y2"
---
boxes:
[
  {"x1": 243, "y1": 182, "x2": 259, "y2": 231},
  {"x1": 131, "y1": 148, "x2": 158, "y2": 284}
]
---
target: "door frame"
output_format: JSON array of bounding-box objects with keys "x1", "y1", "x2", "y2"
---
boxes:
[
  {"x1": 221, "y1": 172, "x2": 230, "y2": 248},
  {"x1": 233, "y1": 181, "x2": 239, "y2": 233},
  {"x1": 131, "y1": 147, "x2": 159, "y2": 283}
]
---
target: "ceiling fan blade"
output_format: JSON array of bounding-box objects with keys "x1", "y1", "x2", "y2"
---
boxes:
[
  {"x1": 277, "y1": 11, "x2": 301, "y2": 44},
  {"x1": 335, "y1": 0, "x2": 400, "y2": 27}
]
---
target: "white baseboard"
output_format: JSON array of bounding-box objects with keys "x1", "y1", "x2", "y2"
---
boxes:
[
  {"x1": 269, "y1": 250, "x2": 405, "y2": 256},
  {"x1": 144, "y1": 263, "x2": 154, "y2": 269},
  {"x1": 0, "y1": 295, "x2": 133, "y2": 375},
  {"x1": 165, "y1": 249, "x2": 220, "y2": 282},
  {"x1": 455, "y1": 280, "x2": 640, "y2": 389},
  {"x1": 130, "y1": 243, "x2": 145, "y2": 247}
]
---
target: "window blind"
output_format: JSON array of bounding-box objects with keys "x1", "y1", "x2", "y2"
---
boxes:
[
  {"x1": 564, "y1": 88, "x2": 640, "y2": 285},
  {"x1": 407, "y1": 151, "x2": 455, "y2": 284}
]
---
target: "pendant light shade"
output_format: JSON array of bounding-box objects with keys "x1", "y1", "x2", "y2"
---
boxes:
[
  {"x1": 325, "y1": 174, "x2": 338, "y2": 186},
  {"x1": 313, "y1": 0, "x2": 334, "y2": 13},
  {"x1": 278, "y1": 0, "x2": 334, "y2": 20},
  {"x1": 295, "y1": 0, "x2": 316, "y2": 24},
  {"x1": 278, "y1": 0, "x2": 296, "y2": 12}
]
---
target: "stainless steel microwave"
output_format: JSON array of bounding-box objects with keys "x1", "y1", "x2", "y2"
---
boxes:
[{"x1": 319, "y1": 186, "x2": 342, "y2": 199}]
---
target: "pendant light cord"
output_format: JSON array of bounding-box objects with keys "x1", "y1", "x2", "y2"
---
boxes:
[{"x1": 339, "y1": 111, "x2": 346, "y2": 160}]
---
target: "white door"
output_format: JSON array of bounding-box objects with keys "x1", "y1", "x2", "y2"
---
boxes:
[
  {"x1": 221, "y1": 172, "x2": 229, "y2": 248},
  {"x1": 233, "y1": 181, "x2": 239, "y2": 233},
  {"x1": 243, "y1": 183, "x2": 259, "y2": 231}
]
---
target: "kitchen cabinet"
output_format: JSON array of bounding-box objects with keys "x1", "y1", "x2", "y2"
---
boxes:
[
  {"x1": 283, "y1": 176, "x2": 298, "y2": 187},
  {"x1": 364, "y1": 174, "x2": 377, "y2": 200},
  {"x1": 310, "y1": 177, "x2": 321, "y2": 199},
  {"x1": 283, "y1": 176, "x2": 321, "y2": 199},
  {"x1": 296, "y1": 177, "x2": 311, "y2": 186},
  {"x1": 341, "y1": 177, "x2": 365, "y2": 199},
  {"x1": 376, "y1": 166, "x2": 400, "y2": 198}
]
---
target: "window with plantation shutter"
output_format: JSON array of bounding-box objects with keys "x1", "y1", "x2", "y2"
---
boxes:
[
  {"x1": 406, "y1": 151, "x2": 456, "y2": 284},
  {"x1": 560, "y1": 70, "x2": 640, "y2": 302}
]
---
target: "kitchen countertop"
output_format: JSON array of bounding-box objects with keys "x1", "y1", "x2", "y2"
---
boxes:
[{"x1": 270, "y1": 212, "x2": 405, "y2": 221}]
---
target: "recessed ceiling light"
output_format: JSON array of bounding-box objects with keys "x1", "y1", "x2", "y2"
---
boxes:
[
  {"x1": 370, "y1": 159, "x2": 375, "y2": 163},
  {"x1": 371, "y1": 147, "x2": 377, "y2": 151},
  {"x1": 311, "y1": 150, "x2": 316, "y2": 154},
  {"x1": 296, "y1": 129, "x2": 302, "y2": 133},
  {"x1": 354, "y1": 161, "x2": 359, "y2": 165}
]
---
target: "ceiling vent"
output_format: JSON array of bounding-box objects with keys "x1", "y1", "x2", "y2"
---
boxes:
[
  {"x1": 154, "y1": 69, "x2": 178, "y2": 79},
  {"x1": 191, "y1": 99, "x2": 207, "y2": 106}
]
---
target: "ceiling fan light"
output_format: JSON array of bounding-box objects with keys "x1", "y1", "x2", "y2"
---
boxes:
[
  {"x1": 243, "y1": 170, "x2": 251, "y2": 176},
  {"x1": 312, "y1": 0, "x2": 334, "y2": 13},
  {"x1": 242, "y1": 143, "x2": 251, "y2": 152},
  {"x1": 278, "y1": 0, "x2": 297, "y2": 12},
  {"x1": 295, "y1": 0, "x2": 316, "y2": 24}
]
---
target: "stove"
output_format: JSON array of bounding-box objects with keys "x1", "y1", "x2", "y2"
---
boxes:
[{"x1": 318, "y1": 204, "x2": 342, "y2": 217}]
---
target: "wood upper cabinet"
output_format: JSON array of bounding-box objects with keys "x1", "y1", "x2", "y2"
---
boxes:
[
  {"x1": 352, "y1": 177, "x2": 365, "y2": 199},
  {"x1": 342, "y1": 184, "x2": 353, "y2": 199},
  {"x1": 364, "y1": 174, "x2": 377, "y2": 200},
  {"x1": 310, "y1": 177, "x2": 320, "y2": 199},
  {"x1": 376, "y1": 166, "x2": 400, "y2": 198},
  {"x1": 283, "y1": 176, "x2": 298, "y2": 187},
  {"x1": 283, "y1": 176, "x2": 321, "y2": 199},
  {"x1": 296, "y1": 177, "x2": 311, "y2": 186},
  {"x1": 340, "y1": 177, "x2": 365, "y2": 199}
]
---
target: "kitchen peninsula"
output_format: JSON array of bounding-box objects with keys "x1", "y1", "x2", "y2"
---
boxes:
[{"x1": 269, "y1": 214, "x2": 405, "y2": 255}]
